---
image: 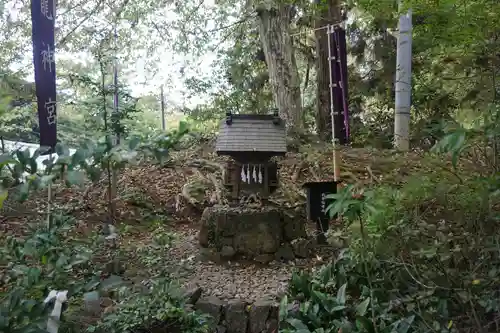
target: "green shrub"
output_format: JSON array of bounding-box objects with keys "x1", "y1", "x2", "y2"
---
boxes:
[
  {"x1": 0, "y1": 214, "x2": 101, "y2": 333},
  {"x1": 308, "y1": 167, "x2": 500, "y2": 332},
  {"x1": 90, "y1": 279, "x2": 210, "y2": 333},
  {"x1": 354, "y1": 170, "x2": 498, "y2": 259},
  {"x1": 280, "y1": 252, "x2": 416, "y2": 333},
  {"x1": 357, "y1": 172, "x2": 500, "y2": 332},
  {"x1": 282, "y1": 116, "x2": 500, "y2": 333}
]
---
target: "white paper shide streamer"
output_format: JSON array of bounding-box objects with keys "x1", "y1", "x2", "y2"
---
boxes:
[
  {"x1": 246, "y1": 164, "x2": 251, "y2": 182},
  {"x1": 240, "y1": 164, "x2": 265, "y2": 184},
  {"x1": 44, "y1": 290, "x2": 68, "y2": 333},
  {"x1": 241, "y1": 165, "x2": 246, "y2": 182}
]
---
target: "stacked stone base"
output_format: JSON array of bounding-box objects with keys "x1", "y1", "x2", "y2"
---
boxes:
[
  {"x1": 198, "y1": 206, "x2": 311, "y2": 263},
  {"x1": 185, "y1": 287, "x2": 278, "y2": 333}
]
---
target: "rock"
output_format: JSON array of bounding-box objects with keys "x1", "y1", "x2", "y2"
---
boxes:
[
  {"x1": 276, "y1": 289, "x2": 287, "y2": 300},
  {"x1": 275, "y1": 243, "x2": 295, "y2": 261},
  {"x1": 199, "y1": 247, "x2": 211, "y2": 257},
  {"x1": 104, "y1": 259, "x2": 126, "y2": 275},
  {"x1": 269, "y1": 303, "x2": 279, "y2": 318},
  {"x1": 249, "y1": 300, "x2": 272, "y2": 333},
  {"x1": 254, "y1": 254, "x2": 274, "y2": 265},
  {"x1": 225, "y1": 299, "x2": 248, "y2": 333},
  {"x1": 182, "y1": 286, "x2": 203, "y2": 304},
  {"x1": 184, "y1": 303, "x2": 195, "y2": 311},
  {"x1": 287, "y1": 301, "x2": 301, "y2": 317},
  {"x1": 266, "y1": 304, "x2": 279, "y2": 333},
  {"x1": 199, "y1": 247, "x2": 222, "y2": 263},
  {"x1": 266, "y1": 319, "x2": 279, "y2": 333},
  {"x1": 83, "y1": 291, "x2": 101, "y2": 315},
  {"x1": 326, "y1": 232, "x2": 346, "y2": 248},
  {"x1": 199, "y1": 225, "x2": 209, "y2": 247},
  {"x1": 329, "y1": 238, "x2": 345, "y2": 248},
  {"x1": 216, "y1": 325, "x2": 227, "y2": 333},
  {"x1": 221, "y1": 237, "x2": 234, "y2": 246},
  {"x1": 221, "y1": 246, "x2": 236, "y2": 258},
  {"x1": 195, "y1": 296, "x2": 225, "y2": 327},
  {"x1": 291, "y1": 238, "x2": 311, "y2": 258},
  {"x1": 282, "y1": 212, "x2": 307, "y2": 241},
  {"x1": 199, "y1": 206, "x2": 283, "y2": 257}
]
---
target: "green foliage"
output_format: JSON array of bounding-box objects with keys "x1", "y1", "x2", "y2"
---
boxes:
[
  {"x1": 90, "y1": 279, "x2": 210, "y2": 333},
  {"x1": 0, "y1": 213, "x2": 123, "y2": 333},
  {"x1": 291, "y1": 175, "x2": 499, "y2": 332},
  {"x1": 0, "y1": 116, "x2": 189, "y2": 331},
  {"x1": 432, "y1": 104, "x2": 500, "y2": 171},
  {"x1": 342, "y1": 0, "x2": 500, "y2": 147},
  {"x1": 0, "y1": 121, "x2": 189, "y2": 209},
  {"x1": 280, "y1": 252, "x2": 416, "y2": 333},
  {"x1": 305, "y1": 118, "x2": 500, "y2": 332},
  {"x1": 66, "y1": 72, "x2": 140, "y2": 139}
]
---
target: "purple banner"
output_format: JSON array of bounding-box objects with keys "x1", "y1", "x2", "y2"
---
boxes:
[
  {"x1": 329, "y1": 26, "x2": 349, "y2": 145},
  {"x1": 336, "y1": 28, "x2": 349, "y2": 141},
  {"x1": 31, "y1": 0, "x2": 57, "y2": 152}
]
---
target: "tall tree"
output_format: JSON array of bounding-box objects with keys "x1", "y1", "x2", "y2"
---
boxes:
[
  {"x1": 256, "y1": 2, "x2": 302, "y2": 133},
  {"x1": 314, "y1": 0, "x2": 341, "y2": 141}
]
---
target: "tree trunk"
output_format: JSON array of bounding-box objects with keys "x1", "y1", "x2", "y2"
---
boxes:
[
  {"x1": 256, "y1": 4, "x2": 302, "y2": 134},
  {"x1": 314, "y1": 0, "x2": 341, "y2": 141}
]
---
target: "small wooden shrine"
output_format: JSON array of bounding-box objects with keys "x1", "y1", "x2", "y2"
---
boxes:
[{"x1": 216, "y1": 111, "x2": 286, "y2": 202}]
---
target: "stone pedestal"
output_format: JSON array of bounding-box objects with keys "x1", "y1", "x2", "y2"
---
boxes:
[{"x1": 198, "y1": 206, "x2": 308, "y2": 261}]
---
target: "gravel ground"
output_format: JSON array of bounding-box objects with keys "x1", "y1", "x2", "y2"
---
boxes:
[{"x1": 164, "y1": 227, "x2": 336, "y2": 302}]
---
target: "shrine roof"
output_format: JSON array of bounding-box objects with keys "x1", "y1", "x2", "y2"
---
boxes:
[{"x1": 216, "y1": 114, "x2": 286, "y2": 155}]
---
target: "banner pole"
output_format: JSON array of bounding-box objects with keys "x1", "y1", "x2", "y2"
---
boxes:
[
  {"x1": 47, "y1": 153, "x2": 52, "y2": 228},
  {"x1": 327, "y1": 24, "x2": 341, "y2": 182}
]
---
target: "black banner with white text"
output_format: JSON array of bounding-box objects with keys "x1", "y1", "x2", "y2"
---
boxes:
[
  {"x1": 31, "y1": 0, "x2": 57, "y2": 152},
  {"x1": 329, "y1": 26, "x2": 349, "y2": 145}
]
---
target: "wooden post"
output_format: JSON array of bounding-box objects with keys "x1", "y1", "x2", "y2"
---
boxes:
[
  {"x1": 263, "y1": 162, "x2": 269, "y2": 199},
  {"x1": 234, "y1": 161, "x2": 241, "y2": 202},
  {"x1": 160, "y1": 85, "x2": 166, "y2": 130},
  {"x1": 327, "y1": 25, "x2": 341, "y2": 182}
]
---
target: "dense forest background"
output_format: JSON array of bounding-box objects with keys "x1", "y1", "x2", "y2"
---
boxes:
[{"x1": 1, "y1": 0, "x2": 497, "y2": 148}]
